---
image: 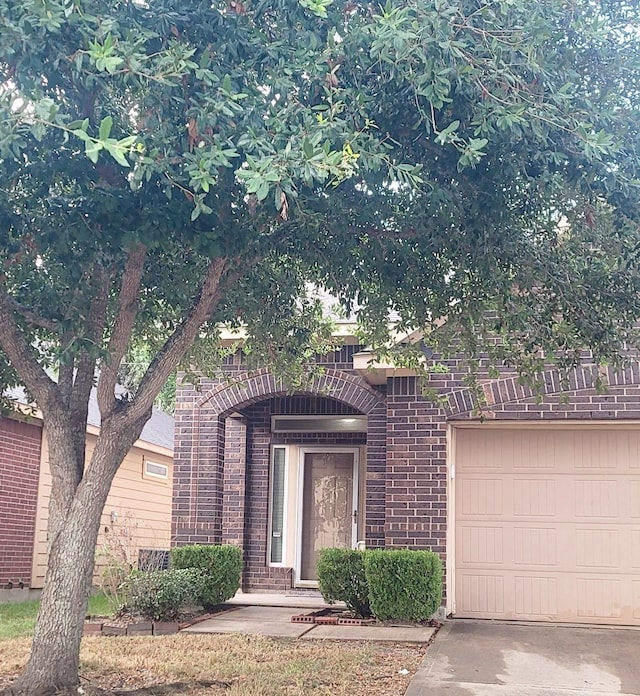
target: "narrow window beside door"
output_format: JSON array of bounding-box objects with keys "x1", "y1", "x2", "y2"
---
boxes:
[{"x1": 269, "y1": 446, "x2": 287, "y2": 565}]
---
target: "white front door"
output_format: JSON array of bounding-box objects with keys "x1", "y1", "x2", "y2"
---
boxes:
[{"x1": 297, "y1": 449, "x2": 359, "y2": 585}]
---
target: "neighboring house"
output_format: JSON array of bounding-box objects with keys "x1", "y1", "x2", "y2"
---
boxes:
[
  {"x1": 0, "y1": 389, "x2": 174, "y2": 598},
  {"x1": 174, "y1": 321, "x2": 640, "y2": 626}
]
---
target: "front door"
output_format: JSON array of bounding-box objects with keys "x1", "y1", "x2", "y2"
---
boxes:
[{"x1": 298, "y1": 450, "x2": 358, "y2": 584}]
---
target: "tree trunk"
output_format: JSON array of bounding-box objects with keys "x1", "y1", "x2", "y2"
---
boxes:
[{"x1": 3, "y1": 414, "x2": 149, "y2": 696}]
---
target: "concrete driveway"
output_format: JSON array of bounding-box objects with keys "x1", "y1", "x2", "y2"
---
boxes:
[{"x1": 406, "y1": 621, "x2": 640, "y2": 696}]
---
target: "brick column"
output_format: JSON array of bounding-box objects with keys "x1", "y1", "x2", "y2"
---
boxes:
[
  {"x1": 221, "y1": 415, "x2": 247, "y2": 548},
  {"x1": 172, "y1": 400, "x2": 225, "y2": 546},
  {"x1": 364, "y1": 400, "x2": 387, "y2": 547},
  {"x1": 385, "y1": 377, "x2": 447, "y2": 552},
  {"x1": 385, "y1": 376, "x2": 448, "y2": 600}
]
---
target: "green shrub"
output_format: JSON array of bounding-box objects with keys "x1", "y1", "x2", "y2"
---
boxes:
[
  {"x1": 363, "y1": 549, "x2": 443, "y2": 622},
  {"x1": 171, "y1": 544, "x2": 242, "y2": 610},
  {"x1": 317, "y1": 548, "x2": 371, "y2": 617},
  {"x1": 122, "y1": 568, "x2": 204, "y2": 621}
]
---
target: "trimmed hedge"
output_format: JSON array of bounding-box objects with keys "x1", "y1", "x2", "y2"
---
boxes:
[
  {"x1": 171, "y1": 544, "x2": 242, "y2": 610},
  {"x1": 363, "y1": 549, "x2": 443, "y2": 622},
  {"x1": 317, "y1": 548, "x2": 371, "y2": 617},
  {"x1": 316, "y1": 547, "x2": 443, "y2": 622},
  {"x1": 122, "y1": 568, "x2": 204, "y2": 621}
]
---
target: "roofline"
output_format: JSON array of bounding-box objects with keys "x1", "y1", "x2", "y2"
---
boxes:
[
  {"x1": 218, "y1": 322, "x2": 437, "y2": 348},
  {"x1": 218, "y1": 324, "x2": 362, "y2": 346},
  {"x1": 7, "y1": 402, "x2": 173, "y2": 455},
  {"x1": 85, "y1": 423, "x2": 173, "y2": 458},
  {"x1": 352, "y1": 350, "x2": 423, "y2": 385}
]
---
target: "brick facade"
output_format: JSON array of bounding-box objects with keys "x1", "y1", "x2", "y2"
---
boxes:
[
  {"x1": 173, "y1": 353, "x2": 640, "y2": 599},
  {"x1": 0, "y1": 416, "x2": 42, "y2": 589}
]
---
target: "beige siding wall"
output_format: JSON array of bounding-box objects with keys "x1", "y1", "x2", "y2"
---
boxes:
[{"x1": 31, "y1": 429, "x2": 173, "y2": 589}]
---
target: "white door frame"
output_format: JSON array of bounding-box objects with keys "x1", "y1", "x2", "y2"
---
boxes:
[{"x1": 295, "y1": 446, "x2": 360, "y2": 587}]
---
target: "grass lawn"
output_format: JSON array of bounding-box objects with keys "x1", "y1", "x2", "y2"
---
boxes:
[
  {"x1": 0, "y1": 598, "x2": 425, "y2": 695},
  {"x1": 0, "y1": 592, "x2": 112, "y2": 640}
]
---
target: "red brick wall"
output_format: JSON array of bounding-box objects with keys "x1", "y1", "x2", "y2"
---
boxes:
[
  {"x1": 173, "y1": 355, "x2": 640, "y2": 600},
  {"x1": 172, "y1": 361, "x2": 387, "y2": 590},
  {"x1": 0, "y1": 417, "x2": 42, "y2": 589}
]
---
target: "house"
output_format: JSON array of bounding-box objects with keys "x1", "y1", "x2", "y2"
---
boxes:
[
  {"x1": 173, "y1": 319, "x2": 640, "y2": 627},
  {"x1": 0, "y1": 389, "x2": 174, "y2": 600}
]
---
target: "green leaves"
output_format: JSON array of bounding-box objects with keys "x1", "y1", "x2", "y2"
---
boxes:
[
  {"x1": 1, "y1": 0, "x2": 640, "y2": 394},
  {"x1": 70, "y1": 117, "x2": 140, "y2": 166},
  {"x1": 458, "y1": 138, "x2": 489, "y2": 169},
  {"x1": 98, "y1": 116, "x2": 113, "y2": 142},
  {"x1": 88, "y1": 34, "x2": 124, "y2": 74},
  {"x1": 236, "y1": 157, "x2": 280, "y2": 201},
  {"x1": 435, "y1": 120, "x2": 461, "y2": 145},
  {"x1": 299, "y1": 0, "x2": 334, "y2": 19},
  {"x1": 578, "y1": 125, "x2": 617, "y2": 160}
]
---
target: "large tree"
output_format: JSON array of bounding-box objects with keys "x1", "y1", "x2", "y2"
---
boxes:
[{"x1": 1, "y1": 1, "x2": 639, "y2": 693}]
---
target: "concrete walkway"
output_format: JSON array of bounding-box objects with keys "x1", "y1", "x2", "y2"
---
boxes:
[
  {"x1": 182, "y1": 604, "x2": 436, "y2": 643},
  {"x1": 405, "y1": 621, "x2": 640, "y2": 696}
]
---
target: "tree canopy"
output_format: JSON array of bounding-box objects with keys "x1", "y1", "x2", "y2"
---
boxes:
[
  {"x1": 1, "y1": 0, "x2": 639, "y2": 394},
  {"x1": 0, "y1": 1, "x2": 640, "y2": 693}
]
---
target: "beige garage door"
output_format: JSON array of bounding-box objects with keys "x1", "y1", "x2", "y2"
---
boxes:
[{"x1": 455, "y1": 427, "x2": 640, "y2": 625}]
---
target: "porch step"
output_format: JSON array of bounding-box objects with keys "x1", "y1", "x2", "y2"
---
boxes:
[{"x1": 226, "y1": 590, "x2": 343, "y2": 610}]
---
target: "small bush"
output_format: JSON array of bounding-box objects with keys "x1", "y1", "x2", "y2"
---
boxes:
[
  {"x1": 363, "y1": 549, "x2": 443, "y2": 622},
  {"x1": 317, "y1": 548, "x2": 371, "y2": 617},
  {"x1": 171, "y1": 544, "x2": 242, "y2": 610},
  {"x1": 94, "y1": 511, "x2": 139, "y2": 612},
  {"x1": 122, "y1": 568, "x2": 204, "y2": 621}
]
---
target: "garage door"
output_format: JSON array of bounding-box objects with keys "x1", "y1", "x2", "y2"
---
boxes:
[{"x1": 454, "y1": 427, "x2": 640, "y2": 625}]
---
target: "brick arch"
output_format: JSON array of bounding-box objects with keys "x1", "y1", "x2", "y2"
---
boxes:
[
  {"x1": 197, "y1": 367, "x2": 384, "y2": 416},
  {"x1": 446, "y1": 363, "x2": 640, "y2": 417}
]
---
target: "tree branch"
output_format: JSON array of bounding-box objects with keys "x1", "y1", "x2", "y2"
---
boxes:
[
  {"x1": 97, "y1": 244, "x2": 146, "y2": 418},
  {"x1": 4, "y1": 296, "x2": 60, "y2": 332},
  {"x1": 124, "y1": 256, "x2": 229, "y2": 423},
  {"x1": 58, "y1": 337, "x2": 74, "y2": 408},
  {"x1": 0, "y1": 286, "x2": 60, "y2": 411},
  {"x1": 71, "y1": 265, "x2": 111, "y2": 418}
]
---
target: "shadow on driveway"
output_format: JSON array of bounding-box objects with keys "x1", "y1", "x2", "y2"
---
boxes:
[{"x1": 405, "y1": 620, "x2": 640, "y2": 695}]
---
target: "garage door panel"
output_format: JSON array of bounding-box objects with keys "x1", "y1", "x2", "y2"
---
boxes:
[
  {"x1": 575, "y1": 529, "x2": 620, "y2": 569},
  {"x1": 459, "y1": 573, "x2": 505, "y2": 615},
  {"x1": 459, "y1": 478, "x2": 503, "y2": 515},
  {"x1": 630, "y1": 481, "x2": 640, "y2": 517},
  {"x1": 576, "y1": 578, "x2": 622, "y2": 619},
  {"x1": 513, "y1": 478, "x2": 556, "y2": 516},
  {"x1": 513, "y1": 527, "x2": 557, "y2": 566},
  {"x1": 460, "y1": 526, "x2": 504, "y2": 564},
  {"x1": 455, "y1": 427, "x2": 640, "y2": 625},
  {"x1": 514, "y1": 576, "x2": 558, "y2": 617},
  {"x1": 633, "y1": 582, "x2": 640, "y2": 619},
  {"x1": 574, "y1": 480, "x2": 619, "y2": 518},
  {"x1": 458, "y1": 570, "x2": 636, "y2": 622},
  {"x1": 631, "y1": 531, "x2": 640, "y2": 568}
]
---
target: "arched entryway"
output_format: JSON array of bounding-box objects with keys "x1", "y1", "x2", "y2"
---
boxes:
[{"x1": 172, "y1": 369, "x2": 386, "y2": 591}]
